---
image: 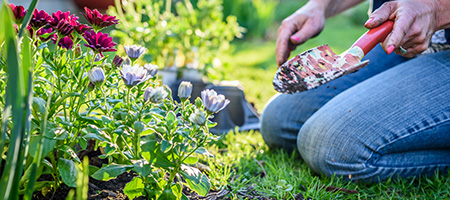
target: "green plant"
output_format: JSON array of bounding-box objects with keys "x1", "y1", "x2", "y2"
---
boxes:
[{"x1": 108, "y1": 0, "x2": 243, "y2": 76}]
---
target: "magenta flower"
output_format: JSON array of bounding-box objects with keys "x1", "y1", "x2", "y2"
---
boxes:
[
  {"x1": 9, "y1": 4, "x2": 26, "y2": 24},
  {"x1": 82, "y1": 7, "x2": 118, "y2": 30},
  {"x1": 36, "y1": 27, "x2": 54, "y2": 41},
  {"x1": 50, "y1": 10, "x2": 78, "y2": 27},
  {"x1": 56, "y1": 20, "x2": 74, "y2": 36},
  {"x1": 53, "y1": 36, "x2": 74, "y2": 50},
  {"x1": 74, "y1": 22, "x2": 92, "y2": 35},
  {"x1": 30, "y1": 9, "x2": 51, "y2": 30},
  {"x1": 83, "y1": 30, "x2": 117, "y2": 55}
]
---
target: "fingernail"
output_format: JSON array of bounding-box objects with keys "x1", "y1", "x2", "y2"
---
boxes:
[
  {"x1": 290, "y1": 36, "x2": 300, "y2": 43},
  {"x1": 387, "y1": 45, "x2": 395, "y2": 55},
  {"x1": 364, "y1": 18, "x2": 374, "y2": 26}
]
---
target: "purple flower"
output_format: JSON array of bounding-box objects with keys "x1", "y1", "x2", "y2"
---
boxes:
[
  {"x1": 112, "y1": 55, "x2": 124, "y2": 68},
  {"x1": 82, "y1": 7, "x2": 119, "y2": 30},
  {"x1": 83, "y1": 30, "x2": 117, "y2": 55},
  {"x1": 201, "y1": 89, "x2": 230, "y2": 113},
  {"x1": 30, "y1": 9, "x2": 51, "y2": 30},
  {"x1": 36, "y1": 27, "x2": 54, "y2": 41},
  {"x1": 50, "y1": 10, "x2": 78, "y2": 27},
  {"x1": 178, "y1": 81, "x2": 193, "y2": 100},
  {"x1": 74, "y1": 22, "x2": 92, "y2": 35},
  {"x1": 53, "y1": 36, "x2": 73, "y2": 49},
  {"x1": 189, "y1": 109, "x2": 206, "y2": 125},
  {"x1": 9, "y1": 4, "x2": 26, "y2": 24},
  {"x1": 143, "y1": 63, "x2": 158, "y2": 77},
  {"x1": 55, "y1": 20, "x2": 74, "y2": 36},
  {"x1": 124, "y1": 45, "x2": 146, "y2": 60},
  {"x1": 88, "y1": 67, "x2": 105, "y2": 86}
]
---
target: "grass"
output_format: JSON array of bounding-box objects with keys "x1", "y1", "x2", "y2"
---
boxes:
[
  {"x1": 207, "y1": 3, "x2": 450, "y2": 199},
  {"x1": 205, "y1": 131, "x2": 450, "y2": 199}
]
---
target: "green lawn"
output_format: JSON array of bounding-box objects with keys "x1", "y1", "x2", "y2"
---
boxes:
[{"x1": 209, "y1": 6, "x2": 450, "y2": 199}]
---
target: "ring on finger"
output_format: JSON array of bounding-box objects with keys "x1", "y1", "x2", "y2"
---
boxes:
[{"x1": 399, "y1": 46, "x2": 407, "y2": 54}]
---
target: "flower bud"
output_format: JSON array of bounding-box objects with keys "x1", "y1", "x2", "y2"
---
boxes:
[
  {"x1": 144, "y1": 86, "x2": 168, "y2": 104},
  {"x1": 112, "y1": 55, "x2": 124, "y2": 68},
  {"x1": 87, "y1": 82, "x2": 95, "y2": 92},
  {"x1": 87, "y1": 67, "x2": 105, "y2": 86},
  {"x1": 74, "y1": 45, "x2": 82, "y2": 58},
  {"x1": 201, "y1": 89, "x2": 230, "y2": 113},
  {"x1": 189, "y1": 109, "x2": 206, "y2": 125},
  {"x1": 178, "y1": 81, "x2": 192, "y2": 100}
]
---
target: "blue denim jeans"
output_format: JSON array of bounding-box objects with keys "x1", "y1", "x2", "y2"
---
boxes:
[{"x1": 260, "y1": 45, "x2": 450, "y2": 181}]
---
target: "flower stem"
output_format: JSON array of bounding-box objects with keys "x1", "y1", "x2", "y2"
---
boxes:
[{"x1": 126, "y1": 87, "x2": 132, "y2": 110}]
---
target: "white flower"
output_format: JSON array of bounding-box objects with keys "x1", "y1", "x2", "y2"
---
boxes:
[
  {"x1": 189, "y1": 109, "x2": 206, "y2": 125},
  {"x1": 144, "y1": 86, "x2": 168, "y2": 103},
  {"x1": 143, "y1": 63, "x2": 158, "y2": 77},
  {"x1": 201, "y1": 89, "x2": 230, "y2": 113},
  {"x1": 124, "y1": 45, "x2": 146, "y2": 60},
  {"x1": 178, "y1": 81, "x2": 193, "y2": 100},
  {"x1": 120, "y1": 64, "x2": 152, "y2": 88},
  {"x1": 87, "y1": 67, "x2": 105, "y2": 86}
]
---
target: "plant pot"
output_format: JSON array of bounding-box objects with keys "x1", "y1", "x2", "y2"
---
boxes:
[{"x1": 73, "y1": 0, "x2": 115, "y2": 11}]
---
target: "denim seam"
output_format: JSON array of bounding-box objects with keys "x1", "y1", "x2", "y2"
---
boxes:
[{"x1": 364, "y1": 115, "x2": 450, "y2": 168}]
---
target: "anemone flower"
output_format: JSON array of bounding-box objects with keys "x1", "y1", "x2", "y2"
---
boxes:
[
  {"x1": 30, "y1": 9, "x2": 51, "y2": 30},
  {"x1": 53, "y1": 36, "x2": 74, "y2": 50},
  {"x1": 9, "y1": 4, "x2": 26, "y2": 24},
  {"x1": 83, "y1": 30, "x2": 117, "y2": 56},
  {"x1": 124, "y1": 45, "x2": 146, "y2": 60},
  {"x1": 143, "y1": 63, "x2": 158, "y2": 77},
  {"x1": 201, "y1": 89, "x2": 230, "y2": 114},
  {"x1": 119, "y1": 64, "x2": 152, "y2": 88},
  {"x1": 36, "y1": 27, "x2": 54, "y2": 41},
  {"x1": 144, "y1": 87, "x2": 168, "y2": 104},
  {"x1": 82, "y1": 7, "x2": 119, "y2": 30}
]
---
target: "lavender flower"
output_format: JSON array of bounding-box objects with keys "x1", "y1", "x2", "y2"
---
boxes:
[
  {"x1": 119, "y1": 64, "x2": 152, "y2": 88},
  {"x1": 201, "y1": 89, "x2": 230, "y2": 113},
  {"x1": 189, "y1": 109, "x2": 206, "y2": 125},
  {"x1": 143, "y1": 63, "x2": 158, "y2": 77},
  {"x1": 87, "y1": 67, "x2": 105, "y2": 86},
  {"x1": 178, "y1": 81, "x2": 193, "y2": 100},
  {"x1": 83, "y1": 30, "x2": 117, "y2": 55},
  {"x1": 82, "y1": 7, "x2": 119, "y2": 30},
  {"x1": 143, "y1": 87, "x2": 168, "y2": 104},
  {"x1": 124, "y1": 45, "x2": 146, "y2": 60}
]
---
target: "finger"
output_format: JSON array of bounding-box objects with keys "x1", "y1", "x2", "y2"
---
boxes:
[
  {"x1": 276, "y1": 21, "x2": 299, "y2": 66},
  {"x1": 365, "y1": 2, "x2": 396, "y2": 28},
  {"x1": 289, "y1": 20, "x2": 322, "y2": 45},
  {"x1": 382, "y1": 14, "x2": 414, "y2": 54}
]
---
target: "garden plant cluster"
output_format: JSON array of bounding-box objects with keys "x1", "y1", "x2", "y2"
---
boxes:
[{"x1": 0, "y1": 0, "x2": 231, "y2": 199}]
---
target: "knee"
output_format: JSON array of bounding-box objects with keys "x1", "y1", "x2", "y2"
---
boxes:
[{"x1": 297, "y1": 110, "x2": 368, "y2": 179}]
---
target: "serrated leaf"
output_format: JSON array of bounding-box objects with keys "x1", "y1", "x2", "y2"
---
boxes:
[
  {"x1": 123, "y1": 177, "x2": 144, "y2": 200},
  {"x1": 58, "y1": 158, "x2": 77, "y2": 188},
  {"x1": 180, "y1": 165, "x2": 210, "y2": 196},
  {"x1": 91, "y1": 164, "x2": 133, "y2": 181}
]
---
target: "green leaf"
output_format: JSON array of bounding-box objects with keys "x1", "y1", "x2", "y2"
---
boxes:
[
  {"x1": 58, "y1": 158, "x2": 77, "y2": 188},
  {"x1": 123, "y1": 177, "x2": 144, "y2": 200},
  {"x1": 195, "y1": 147, "x2": 213, "y2": 157},
  {"x1": 28, "y1": 135, "x2": 56, "y2": 158},
  {"x1": 132, "y1": 160, "x2": 151, "y2": 177},
  {"x1": 58, "y1": 146, "x2": 81, "y2": 163},
  {"x1": 133, "y1": 121, "x2": 145, "y2": 134},
  {"x1": 179, "y1": 165, "x2": 210, "y2": 196},
  {"x1": 183, "y1": 155, "x2": 199, "y2": 164},
  {"x1": 171, "y1": 183, "x2": 182, "y2": 200},
  {"x1": 160, "y1": 140, "x2": 171, "y2": 153},
  {"x1": 158, "y1": 189, "x2": 177, "y2": 200},
  {"x1": 91, "y1": 164, "x2": 133, "y2": 181},
  {"x1": 195, "y1": 97, "x2": 203, "y2": 109},
  {"x1": 166, "y1": 111, "x2": 176, "y2": 127}
]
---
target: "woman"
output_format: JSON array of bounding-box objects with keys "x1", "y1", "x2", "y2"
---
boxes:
[{"x1": 260, "y1": 0, "x2": 450, "y2": 182}]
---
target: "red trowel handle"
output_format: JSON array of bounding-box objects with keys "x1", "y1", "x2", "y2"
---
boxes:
[{"x1": 351, "y1": 20, "x2": 394, "y2": 55}]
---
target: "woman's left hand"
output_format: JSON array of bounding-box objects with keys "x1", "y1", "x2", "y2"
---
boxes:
[{"x1": 364, "y1": 0, "x2": 450, "y2": 57}]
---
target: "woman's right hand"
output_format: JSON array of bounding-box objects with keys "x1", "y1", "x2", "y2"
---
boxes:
[{"x1": 276, "y1": 2, "x2": 326, "y2": 67}]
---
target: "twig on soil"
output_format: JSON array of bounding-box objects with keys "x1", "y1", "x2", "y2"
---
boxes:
[{"x1": 253, "y1": 158, "x2": 267, "y2": 178}]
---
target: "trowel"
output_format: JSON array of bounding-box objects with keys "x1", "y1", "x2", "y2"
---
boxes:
[{"x1": 273, "y1": 21, "x2": 394, "y2": 94}]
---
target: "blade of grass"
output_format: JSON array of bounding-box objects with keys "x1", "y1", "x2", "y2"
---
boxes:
[{"x1": 18, "y1": 0, "x2": 39, "y2": 38}]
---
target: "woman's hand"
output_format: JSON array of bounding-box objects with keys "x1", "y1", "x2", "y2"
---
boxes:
[
  {"x1": 276, "y1": 2, "x2": 326, "y2": 67},
  {"x1": 365, "y1": 0, "x2": 450, "y2": 57}
]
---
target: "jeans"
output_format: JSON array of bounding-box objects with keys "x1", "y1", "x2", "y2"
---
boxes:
[{"x1": 260, "y1": 45, "x2": 450, "y2": 181}]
